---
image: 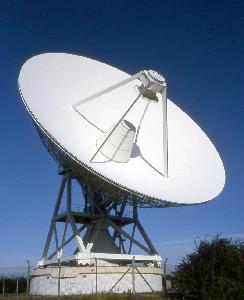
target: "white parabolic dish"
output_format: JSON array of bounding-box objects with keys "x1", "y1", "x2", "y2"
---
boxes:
[{"x1": 18, "y1": 53, "x2": 225, "y2": 205}]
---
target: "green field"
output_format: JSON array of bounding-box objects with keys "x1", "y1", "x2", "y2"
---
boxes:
[{"x1": 0, "y1": 294, "x2": 171, "y2": 300}]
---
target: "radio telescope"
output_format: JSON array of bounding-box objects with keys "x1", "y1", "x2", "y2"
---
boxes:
[{"x1": 18, "y1": 53, "x2": 225, "y2": 295}]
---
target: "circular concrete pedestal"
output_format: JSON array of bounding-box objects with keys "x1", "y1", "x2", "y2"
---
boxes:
[{"x1": 30, "y1": 265, "x2": 163, "y2": 295}]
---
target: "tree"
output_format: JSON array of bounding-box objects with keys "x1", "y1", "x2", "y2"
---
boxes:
[{"x1": 174, "y1": 235, "x2": 244, "y2": 300}]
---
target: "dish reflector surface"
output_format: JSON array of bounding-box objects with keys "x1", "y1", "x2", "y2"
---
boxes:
[{"x1": 18, "y1": 53, "x2": 225, "y2": 205}]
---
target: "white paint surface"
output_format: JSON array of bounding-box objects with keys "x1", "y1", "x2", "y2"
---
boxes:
[{"x1": 18, "y1": 53, "x2": 225, "y2": 204}]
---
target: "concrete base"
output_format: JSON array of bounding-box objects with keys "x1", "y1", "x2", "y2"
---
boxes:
[{"x1": 30, "y1": 265, "x2": 163, "y2": 295}]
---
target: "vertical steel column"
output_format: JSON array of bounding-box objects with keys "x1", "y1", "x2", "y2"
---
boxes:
[
  {"x1": 66, "y1": 172, "x2": 72, "y2": 212},
  {"x1": 132, "y1": 256, "x2": 135, "y2": 294},
  {"x1": 57, "y1": 258, "x2": 61, "y2": 296},
  {"x1": 66, "y1": 173, "x2": 86, "y2": 253},
  {"x1": 42, "y1": 176, "x2": 67, "y2": 258}
]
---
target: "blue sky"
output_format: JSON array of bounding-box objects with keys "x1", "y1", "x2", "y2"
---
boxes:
[{"x1": 0, "y1": 0, "x2": 243, "y2": 267}]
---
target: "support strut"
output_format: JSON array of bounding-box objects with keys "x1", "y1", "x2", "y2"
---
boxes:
[{"x1": 39, "y1": 170, "x2": 161, "y2": 267}]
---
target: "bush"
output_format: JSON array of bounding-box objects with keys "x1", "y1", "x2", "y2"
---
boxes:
[{"x1": 174, "y1": 235, "x2": 244, "y2": 300}]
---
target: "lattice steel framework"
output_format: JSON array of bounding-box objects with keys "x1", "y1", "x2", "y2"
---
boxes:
[{"x1": 40, "y1": 169, "x2": 162, "y2": 267}]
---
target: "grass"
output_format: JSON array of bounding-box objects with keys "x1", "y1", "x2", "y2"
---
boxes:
[{"x1": 0, "y1": 294, "x2": 171, "y2": 300}]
